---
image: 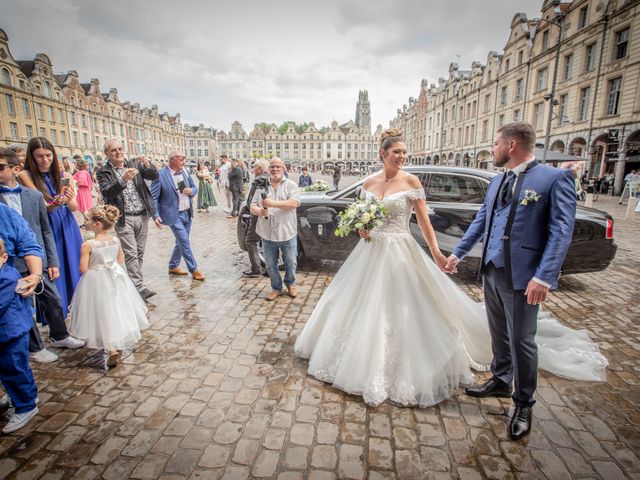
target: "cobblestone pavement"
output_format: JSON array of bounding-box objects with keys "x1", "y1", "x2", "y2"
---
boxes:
[{"x1": 1, "y1": 188, "x2": 638, "y2": 480}]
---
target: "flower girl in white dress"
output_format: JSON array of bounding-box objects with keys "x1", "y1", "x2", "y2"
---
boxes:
[{"x1": 68, "y1": 205, "x2": 148, "y2": 368}]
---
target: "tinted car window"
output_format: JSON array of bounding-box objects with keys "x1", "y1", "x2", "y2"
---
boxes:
[{"x1": 426, "y1": 173, "x2": 485, "y2": 203}]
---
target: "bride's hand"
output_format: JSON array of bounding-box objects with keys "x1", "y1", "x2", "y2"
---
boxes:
[
  {"x1": 433, "y1": 251, "x2": 448, "y2": 271},
  {"x1": 358, "y1": 230, "x2": 371, "y2": 239}
]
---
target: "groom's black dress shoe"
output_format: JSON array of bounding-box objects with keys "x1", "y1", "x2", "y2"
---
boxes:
[
  {"x1": 465, "y1": 377, "x2": 512, "y2": 398},
  {"x1": 510, "y1": 405, "x2": 533, "y2": 440}
]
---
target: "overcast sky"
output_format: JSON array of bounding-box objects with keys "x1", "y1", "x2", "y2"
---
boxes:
[{"x1": 5, "y1": 0, "x2": 544, "y2": 132}]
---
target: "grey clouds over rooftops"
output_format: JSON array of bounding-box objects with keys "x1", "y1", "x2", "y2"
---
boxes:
[{"x1": 6, "y1": 0, "x2": 542, "y2": 130}]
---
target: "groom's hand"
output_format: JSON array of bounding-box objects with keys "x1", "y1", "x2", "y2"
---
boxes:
[
  {"x1": 525, "y1": 280, "x2": 549, "y2": 305},
  {"x1": 443, "y1": 255, "x2": 459, "y2": 274}
]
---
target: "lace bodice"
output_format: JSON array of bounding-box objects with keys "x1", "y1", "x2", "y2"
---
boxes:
[{"x1": 362, "y1": 188, "x2": 425, "y2": 240}]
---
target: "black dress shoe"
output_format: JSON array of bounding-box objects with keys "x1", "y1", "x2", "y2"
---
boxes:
[
  {"x1": 140, "y1": 289, "x2": 156, "y2": 300},
  {"x1": 242, "y1": 270, "x2": 260, "y2": 277},
  {"x1": 510, "y1": 405, "x2": 533, "y2": 440},
  {"x1": 465, "y1": 377, "x2": 512, "y2": 398}
]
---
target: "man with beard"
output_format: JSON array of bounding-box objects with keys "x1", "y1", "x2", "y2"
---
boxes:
[{"x1": 445, "y1": 122, "x2": 576, "y2": 440}]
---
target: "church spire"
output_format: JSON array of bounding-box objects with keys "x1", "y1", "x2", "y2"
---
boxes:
[{"x1": 355, "y1": 89, "x2": 371, "y2": 134}]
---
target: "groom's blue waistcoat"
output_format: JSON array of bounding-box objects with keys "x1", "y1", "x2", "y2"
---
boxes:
[
  {"x1": 452, "y1": 160, "x2": 576, "y2": 290},
  {"x1": 484, "y1": 201, "x2": 510, "y2": 268}
]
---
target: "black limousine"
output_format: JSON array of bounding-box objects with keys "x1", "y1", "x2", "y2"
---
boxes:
[{"x1": 237, "y1": 166, "x2": 617, "y2": 275}]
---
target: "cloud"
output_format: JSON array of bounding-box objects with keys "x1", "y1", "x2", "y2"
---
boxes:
[{"x1": 3, "y1": 0, "x2": 544, "y2": 132}]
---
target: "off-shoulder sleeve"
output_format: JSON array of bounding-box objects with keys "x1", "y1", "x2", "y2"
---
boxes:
[{"x1": 406, "y1": 188, "x2": 426, "y2": 201}]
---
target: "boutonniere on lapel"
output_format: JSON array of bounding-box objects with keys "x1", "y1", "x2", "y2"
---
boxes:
[{"x1": 520, "y1": 189, "x2": 541, "y2": 206}]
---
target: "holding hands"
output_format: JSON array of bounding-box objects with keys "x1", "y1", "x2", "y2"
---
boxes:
[{"x1": 443, "y1": 255, "x2": 459, "y2": 274}]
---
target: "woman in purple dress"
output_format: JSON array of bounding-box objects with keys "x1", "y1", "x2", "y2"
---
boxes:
[{"x1": 18, "y1": 137, "x2": 82, "y2": 317}]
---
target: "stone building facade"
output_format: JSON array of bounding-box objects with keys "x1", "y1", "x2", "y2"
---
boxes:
[
  {"x1": 217, "y1": 91, "x2": 383, "y2": 172},
  {"x1": 184, "y1": 124, "x2": 217, "y2": 165},
  {"x1": 0, "y1": 28, "x2": 184, "y2": 163},
  {"x1": 390, "y1": 0, "x2": 640, "y2": 193}
]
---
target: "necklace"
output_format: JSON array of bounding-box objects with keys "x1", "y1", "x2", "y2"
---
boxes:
[{"x1": 384, "y1": 172, "x2": 398, "y2": 182}]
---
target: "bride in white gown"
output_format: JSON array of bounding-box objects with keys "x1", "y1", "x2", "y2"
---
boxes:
[{"x1": 294, "y1": 129, "x2": 607, "y2": 408}]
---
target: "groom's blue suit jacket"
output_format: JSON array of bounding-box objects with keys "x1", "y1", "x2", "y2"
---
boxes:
[{"x1": 453, "y1": 160, "x2": 576, "y2": 290}]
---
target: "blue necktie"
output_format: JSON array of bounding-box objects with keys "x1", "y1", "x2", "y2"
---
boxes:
[{"x1": 498, "y1": 172, "x2": 515, "y2": 209}]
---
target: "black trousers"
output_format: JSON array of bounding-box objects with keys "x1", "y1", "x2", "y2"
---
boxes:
[
  {"x1": 28, "y1": 275, "x2": 69, "y2": 352},
  {"x1": 244, "y1": 214, "x2": 262, "y2": 273},
  {"x1": 231, "y1": 190, "x2": 243, "y2": 215},
  {"x1": 483, "y1": 263, "x2": 539, "y2": 407}
]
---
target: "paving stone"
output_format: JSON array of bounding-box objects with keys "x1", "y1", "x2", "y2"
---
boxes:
[
  {"x1": 252, "y1": 449, "x2": 280, "y2": 477},
  {"x1": 101, "y1": 457, "x2": 140, "y2": 480},
  {"x1": 338, "y1": 444, "x2": 365, "y2": 480},
  {"x1": 232, "y1": 439, "x2": 260, "y2": 465},
  {"x1": 91, "y1": 435, "x2": 128, "y2": 464},
  {"x1": 199, "y1": 445, "x2": 231, "y2": 468},
  {"x1": 419, "y1": 446, "x2": 450, "y2": 472},
  {"x1": 392, "y1": 426, "x2": 418, "y2": 449},
  {"x1": 213, "y1": 421, "x2": 243, "y2": 444},
  {"x1": 283, "y1": 446, "x2": 308, "y2": 470},
  {"x1": 290, "y1": 423, "x2": 315, "y2": 446},
  {"x1": 395, "y1": 449, "x2": 424, "y2": 479},
  {"x1": 368, "y1": 438, "x2": 393, "y2": 470},
  {"x1": 130, "y1": 452, "x2": 169, "y2": 479},
  {"x1": 164, "y1": 450, "x2": 200, "y2": 475},
  {"x1": 263, "y1": 428, "x2": 287, "y2": 450}
]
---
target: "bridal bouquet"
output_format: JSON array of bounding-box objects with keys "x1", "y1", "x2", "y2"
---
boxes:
[
  {"x1": 302, "y1": 180, "x2": 331, "y2": 192},
  {"x1": 335, "y1": 197, "x2": 388, "y2": 243}
]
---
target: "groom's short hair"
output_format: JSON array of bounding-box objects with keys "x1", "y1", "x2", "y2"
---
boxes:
[{"x1": 497, "y1": 122, "x2": 535, "y2": 152}]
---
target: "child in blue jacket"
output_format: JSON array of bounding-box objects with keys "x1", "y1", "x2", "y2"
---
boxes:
[{"x1": 0, "y1": 236, "x2": 39, "y2": 433}]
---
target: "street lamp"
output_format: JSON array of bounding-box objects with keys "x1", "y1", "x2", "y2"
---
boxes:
[{"x1": 539, "y1": 3, "x2": 568, "y2": 164}]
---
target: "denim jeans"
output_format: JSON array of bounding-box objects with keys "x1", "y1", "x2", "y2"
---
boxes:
[
  {"x1": 169, "y1": 211, "x2": 198, "y2": 272},
  {"x1": 262, "y1": 237, "x2": 297, "y2": 292}
]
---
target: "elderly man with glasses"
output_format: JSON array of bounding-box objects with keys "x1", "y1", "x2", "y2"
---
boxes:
[
  {"x1": 150, "y1": 150, "x2": 205, "y2": 281},
  {"x1": 250, "y1": 157, "x2": 300, "y2": 300}
]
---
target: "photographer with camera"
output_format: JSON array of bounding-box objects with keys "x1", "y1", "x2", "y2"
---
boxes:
[
  {"x1": 150, "y1": 150, "x2": 205, "y2": 281},
  {"x1": 250, "y1": 158, "x2": 301, "y2": 300},
  {"x1": 97, "y1": 140, "x2": 159, "y2": 300},
  {"x1": 242, "y1": 159, "x2": 270, "y2": 277}
]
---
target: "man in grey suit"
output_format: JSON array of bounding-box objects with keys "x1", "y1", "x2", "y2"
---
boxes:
[{"x1": 0, "y1": 148, "x2": 84, "y2": 362}]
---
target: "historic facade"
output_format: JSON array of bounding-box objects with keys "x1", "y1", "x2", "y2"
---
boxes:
[
  {"x1": 390, "y1": 0, "x2": 640, "y2": 193},
  {"x1": 217, "y1": 91, "x2": 382, "y2": 172},
  {"x1": 0, "y1": 28, "x2": 185, "y2": 163},
  {"x1": 184, "y1": 124, "x2": 217, "y2": 164}
]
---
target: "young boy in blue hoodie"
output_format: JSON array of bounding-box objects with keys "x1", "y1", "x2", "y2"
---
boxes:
[{"x1": 0, "y1": 209, "x2": 42, "y2": 433}]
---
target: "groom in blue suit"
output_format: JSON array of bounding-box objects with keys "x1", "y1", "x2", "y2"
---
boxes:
[
  {"x1": 150, "y1": 151, "x2": 204, "y2": 281},
  {"x1": 446, "y1": 122, "x2": 576, "y2": 440}
]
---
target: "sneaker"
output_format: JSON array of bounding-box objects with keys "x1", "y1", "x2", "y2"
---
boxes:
[
  {"x1": 30, "y1": 348, "x2": 58, "y2": 363},
  {"x1": 0, "y1": 395, "x2": 10, "y2": 410},
  {"x1": 287, "y1": 285, "x2": 298, "y2": 298},
  {"x1": 50, "y1": 336, "x2": 85, "y2": 349},
  {"x1": 2, "y1": 407, "x2": 38, "y2": 434}
]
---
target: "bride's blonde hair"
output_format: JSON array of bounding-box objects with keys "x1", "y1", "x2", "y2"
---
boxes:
[{"x1": 379, "y1": 128, "x2": 404, "y2": 161}]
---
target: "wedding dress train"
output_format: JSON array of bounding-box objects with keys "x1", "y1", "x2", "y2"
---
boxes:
[{"x1": 294, "y1": 188, "x2": 607, "y2": 407}]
